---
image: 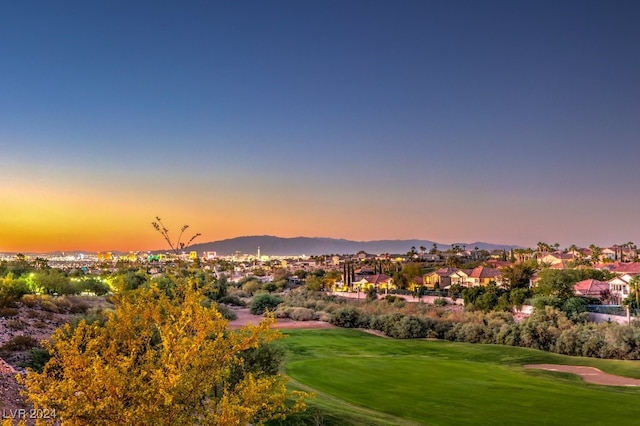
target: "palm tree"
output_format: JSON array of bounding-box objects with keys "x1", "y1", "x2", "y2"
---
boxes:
[
  {"x1": 430, "y1": 243, "x2": 438, "y2": 255},
  {"x1": 628, "y1": 275, "x2": 640, "y2": 311}
]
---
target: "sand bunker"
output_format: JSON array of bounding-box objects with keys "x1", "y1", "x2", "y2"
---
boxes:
[{"x1": 524, "y1": 364, "x2": 640, "y2": 386}]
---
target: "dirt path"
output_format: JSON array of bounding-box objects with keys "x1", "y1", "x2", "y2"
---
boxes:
[
  {"x1": 524, "y1": 364, "x2": 640, "y2": 386},
  {"x1": 227, "y1": 308, "x2": 334, "y2": 330}
]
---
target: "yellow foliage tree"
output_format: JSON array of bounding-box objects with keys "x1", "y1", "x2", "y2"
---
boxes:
[{"x1": 20, "y1": 284, "x2": 308, "y2": 425}]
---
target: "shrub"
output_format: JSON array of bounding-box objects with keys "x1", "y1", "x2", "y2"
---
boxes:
[
  {"x1": 329, "y1": 307, "x2": 361, "y2": 328},
  {"x1": 250, "y1": 294, "x2": 282, "y2": 315},
  {"x1": 286, "y1": 307, "x2": 316, "y2": 321},
  {"x1": 218, "y1": 295, "x2": 246, "y2": 306},
  {"x1": 0, "y1": 275, "x2": 30, "y2": 306},
  {"x1": 215, "y1": 304, "x2": 238, "y2": 321},
  {"x1": 0, "y1": 335, "x2": 39, "y2": 354},
  {"x1": 21, "y1": 347, "x2": 51, "y2": 373},
  {"x1": 40, "y1": 300, "x2": 60, "y2": 313},
  {"x1": 83, "y1": 278, "x2": 110, "y2": 296},
  {"x1": 21, "y1": 294, "x2": 40, "y2": 308},
  {"x1": 7, "y1": 319, "x2": 26, "y2": 330},
  {"x1": 316, "y1": 311, "x2": 331, "y2": 322},
  {"x1": 389, "y1": 316, "x2": 428, "y2": 339},
  {"x1": 262, "y1": 282, "x2": 278, "y2": 293},
  {"x1": 242, "y1": 280, "x2": 260, "y2": 296},
  {"x1": 495, "y1": 322, "x2": 521, "y2": 347},
  {"x1": 366, "y1": 287, "x2": 378, "y2": 302},
  {"x1": 0, "y1": 307, "x2": 18, "y2": 317},
  {"x1": 434, "y1": 298, "x2": 448, "y2": 307},
  {"x1": 69, "y1": 303, "x2": 89, "y2": 314},
  {"x1": 447, "y1": 322, "x2": 491, "y2": 344}
]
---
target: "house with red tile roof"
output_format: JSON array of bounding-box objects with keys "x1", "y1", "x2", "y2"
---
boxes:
[
  {"x1": 573, "y1": 279, "x2": 610, "y2": 299},
  {"x1": 465, "y1": 266, "x2": 502, "y2": 287},
  {"x1": 609, "y1": 262, "x2": 640, "y2": 275},
  {"x1": 351, "y1": 273, "x2": 395, "y2": 293}
]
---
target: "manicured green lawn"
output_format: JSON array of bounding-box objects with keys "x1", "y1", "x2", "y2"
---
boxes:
[{"x1": 272, "y1": 329, "x2": 640, "y2": 425}]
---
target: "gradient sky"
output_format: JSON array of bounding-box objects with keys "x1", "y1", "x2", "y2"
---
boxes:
[{"x1": 1, "y1": 0, "x2": 639, "y2": 252}]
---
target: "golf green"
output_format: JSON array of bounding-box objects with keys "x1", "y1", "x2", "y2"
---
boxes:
[{"x1": 278, "y1": 329, "x2": 640, "y2": 425}]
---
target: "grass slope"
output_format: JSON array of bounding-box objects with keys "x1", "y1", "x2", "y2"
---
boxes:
[{"x1": 273, "y1": 328, "x2": 640, "y2": 425}]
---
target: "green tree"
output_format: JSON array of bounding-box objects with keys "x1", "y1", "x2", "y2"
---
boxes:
[
  {"x1": 501, "y1": 263, "x2": 536, "y2": 290},
  {"x1": 250, "y1": 294, "x2": 282, "y2": 315},
  {"x1": 533, "y1": 269, "x2": 576, "y2": 301},
  {"x1": 628, "y1": 275, "x2": 640, "y2": 310},
  {"x1": 305, "y1": 275, "x2": 323, "y2": 292}
]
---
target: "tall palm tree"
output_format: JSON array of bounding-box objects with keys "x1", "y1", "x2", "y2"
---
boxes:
[{"x1": 629, "y1": 275, "x2": 640, "y2": 311}]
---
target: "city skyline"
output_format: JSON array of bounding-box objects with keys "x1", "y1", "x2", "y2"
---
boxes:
[{"x1": 2, "y1": 1, "x2": 639, "y2": 252}]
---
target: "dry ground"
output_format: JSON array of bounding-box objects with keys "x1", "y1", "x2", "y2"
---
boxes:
[{"x1": 227, "y1": 307, "x2": 335, "y2": 330}]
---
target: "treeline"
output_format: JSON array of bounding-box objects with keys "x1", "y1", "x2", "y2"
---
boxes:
[
  {"x1": 0, "y1": 270, "x2": 110, "y2": 307},
  {"x1": 328, "y1": 304, "x2": 640, "y2": 359}
]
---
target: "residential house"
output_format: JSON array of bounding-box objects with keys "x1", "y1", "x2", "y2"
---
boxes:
[
  {"x1": 351, "y1": 273, "x2": 395, "y2": 293},
  {"x1": 539, "y1": 252, "x2": 575, "y2": 266},
  {"x1": 609, "y1": 262, "x2": 640, "y2": 275},
  {"x1": 408, "y1": 275, "x2": 424, "y2": 292},
  {"x1": 422, "y1": 268, "x2": 465, "y2": 289},
  {"x1": 573, "y1": 279, "x2": 610, "y2": 300},
  {"x1": 608, "y1": 275, "x2": 632, "y2": 305},
  {"x1": 465, "y1": 266, "x2": 502, "y2": 287},
  {"x1": 601, "y1": 248, "x2": 617, "y2": 262}
]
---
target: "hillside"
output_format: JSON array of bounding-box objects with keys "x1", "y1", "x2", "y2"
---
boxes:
[{"x1": 185, "y1": 236, "x2": 518, "y2": 256}]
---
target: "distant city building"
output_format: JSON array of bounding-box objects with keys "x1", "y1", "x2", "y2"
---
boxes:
[{"x1": 97, "y1": 252, "x2": 113, "y2": 261}]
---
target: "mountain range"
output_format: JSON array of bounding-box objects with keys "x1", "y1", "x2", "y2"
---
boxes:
[{"x1": 186, "y1": 236, "x2": 519, "y2": 257}]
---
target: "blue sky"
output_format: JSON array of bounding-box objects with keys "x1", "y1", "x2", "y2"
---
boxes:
[{"x1": 1, "y1": 0, "x2": 639, "y2": 252}]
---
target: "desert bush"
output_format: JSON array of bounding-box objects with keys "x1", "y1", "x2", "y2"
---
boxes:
[
  {"x1": 250, "y1": 294, "x2": 282, "y2": 315},
  {"x1": 288, "y1": 307, "x2": 317, "y2": 321},
  {"x1": 262, "y1": 282, "x2": 278, "y2": 293},
  {"x1": 447, "y1": 322, "x2": 491, "y2": 344},
  {"x1": 68, "y1": 309, "x2": 110, "y2": 330},
  {"x1": 242, "y1": 280, "x2": 260, "y2": 296},
  {"x1": 0, "y1": 335, "x2": 39, "y2": 354},
  {"x1": 215, "y1": 304, "x2": 238, "y2": 321},
  {"x1": 365, "y1": 287, "x2": 378, "y2": 302},
  {"x1": 389, "y1": 316, "x2": 428, "y2": 339},
  {"x1": 40, "y1": 300, "x2": 60, "y2": 313},
  {"x1": 21, "y1": 294, "x2": 40, "y2": 308},
  {"x1": 52, "y1": 297, "x2": 72, "y2": 311},
  {"x1": 218, "y1": 295, "x2": 246, "y2": 306},
  {"x1": 7, "y1": 319, "x2": 27, "y2": 330},
  {"x1": 0, "y1": 306, "x2": 18, "y2": 317},
  {"x1": 434, "y1": 298, "x2": 448, "y2": 307},
  {"x1": 495, "y1": 322, "x2": 522, "y2": 347},
  {"x1": 32, "y1": 320, "x2": 48, "y2": 329},
  {"x1": 329, "y1": 307, "x2": 361, "y2": 328},
  {"x1": 374, "y1": 314, "x2": 405, "y2": 336},
  {"x1": 21, "y1": 347, "x2": 51, "y2": 373},
  {"x1": 316, "y1": 311, "x2": 331, "y2": 322},
  {"x1": 227, "y1": 287, "x2": 250, "y2": 299}
]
